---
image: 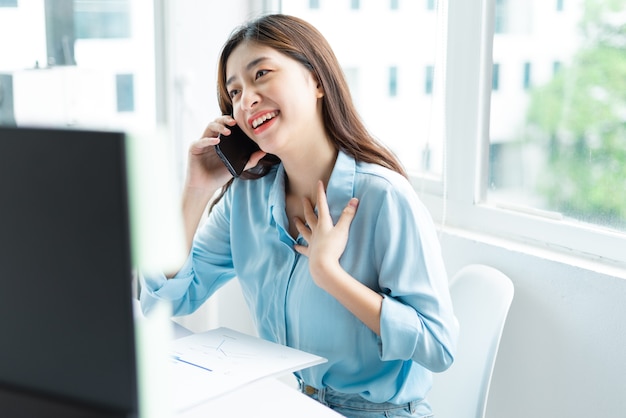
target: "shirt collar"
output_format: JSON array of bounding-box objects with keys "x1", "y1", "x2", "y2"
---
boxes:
[
  {"x1": 267, "y1": 150, "x2": 356, "y2": 225},
  {"x1": 326, "y1": 150, "x2": 356, "y2": 222},
  {"x1": 268, "y1": 164, "x2": 286, "y2": 226}
]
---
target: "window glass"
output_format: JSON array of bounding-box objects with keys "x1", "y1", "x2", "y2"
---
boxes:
[
  {"x1": 281, "y1": 0, "x2": 446, "y2": 176},
  {"x1": 389, "y1": 66, "x2": 398, "y2": 97},
  {"x1": 487, "y1": 0, "x2": 626, "y2": 231},
  {"x1": 0, "y1": 1, "x2": 155, "y2": 130}
]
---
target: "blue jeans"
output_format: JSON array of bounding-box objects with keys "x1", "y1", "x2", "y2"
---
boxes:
[{"x1": 298, "y1": 380, "x2": 433, "y2": 418}]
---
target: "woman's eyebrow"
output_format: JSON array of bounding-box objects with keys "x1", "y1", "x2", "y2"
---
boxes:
[{"x1": 226, "y1": 57, "x2": 270, "y2": 86}]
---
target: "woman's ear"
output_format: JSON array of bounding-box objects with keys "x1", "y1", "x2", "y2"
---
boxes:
[{"x1": 316, "y1": 82, "x2": 324, "y2": 99}]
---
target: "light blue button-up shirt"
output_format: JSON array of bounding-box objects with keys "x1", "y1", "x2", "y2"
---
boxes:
[{"x1": 141, "y1": 150, "x2": 458, "y2": 404}]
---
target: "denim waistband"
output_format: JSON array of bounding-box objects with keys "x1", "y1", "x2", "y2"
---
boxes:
[{"x1": 296, "y1": 377, "x2": 432, "y2": 416}]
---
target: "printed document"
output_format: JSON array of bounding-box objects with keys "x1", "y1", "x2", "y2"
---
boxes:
[{"x1": 169, "y1": 327, "x2": 326, "y2": 412}]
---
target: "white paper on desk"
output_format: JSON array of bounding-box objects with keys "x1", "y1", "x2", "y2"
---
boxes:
[{"x1": 169, "y1": 327, "x2": 326, "y2": 412}]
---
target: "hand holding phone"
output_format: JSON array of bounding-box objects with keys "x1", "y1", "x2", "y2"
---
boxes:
[{"x1": 214, "y1": 123, "x2": 260, "y2": 177}]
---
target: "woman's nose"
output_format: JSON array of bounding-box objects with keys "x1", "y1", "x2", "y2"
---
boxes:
[{"x1": 239, "y1": 87, "x2": 259, "y2": 112}]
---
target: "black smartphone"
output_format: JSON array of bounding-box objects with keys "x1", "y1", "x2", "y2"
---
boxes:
[{"x1": 214, "y1": 122, "x2": 260, "y2": 177}]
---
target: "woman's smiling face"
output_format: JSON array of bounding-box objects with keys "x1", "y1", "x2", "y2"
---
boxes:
[{"x1": 225, "y1": 41, "x2": 325, "y2": 156}]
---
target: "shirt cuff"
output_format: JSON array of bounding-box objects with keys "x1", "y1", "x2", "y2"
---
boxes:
[
  {"x1": 140, "y1": 255, "x2": 194, "y2": 301},
  {"x1": 378, "y1": 294, "x2": 423, "y2": 361}
]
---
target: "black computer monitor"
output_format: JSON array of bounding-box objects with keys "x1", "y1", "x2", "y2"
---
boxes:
[{"x1": 0, "y1": 126, "x2": 138, "y2": 417}]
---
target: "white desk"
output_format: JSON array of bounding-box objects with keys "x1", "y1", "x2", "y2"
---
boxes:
[
  {"x1": 135, "y1": 302, "x2": 340, "y2": 417},
  {"x1": 177, "y1": 377, "x2": 342, "y2": 417},
  {"x1": 153, "y1": 312, "x2": 341, "y2": 416}
]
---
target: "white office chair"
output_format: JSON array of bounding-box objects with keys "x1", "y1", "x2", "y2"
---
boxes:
[{"x1": 428, "y1": 264, "x2": 514, "y2": 418}]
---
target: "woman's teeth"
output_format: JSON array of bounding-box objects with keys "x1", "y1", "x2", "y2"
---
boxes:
[{"x1": 252, "y1": 111, "x2": 278, "y2": 129}]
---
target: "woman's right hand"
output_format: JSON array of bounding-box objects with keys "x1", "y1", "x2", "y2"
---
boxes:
[
  {"x1": 186, "y1": 115, "x2": 266, "y2": 193},
  {"x1": 181, "y1": 116, "x2": 238, "y2": 250},
  {"x1": 181, "y1": 115, "x2": 265, "y2": 250},
  {"x1": 186, "y1": 115, "x2": 238, "y2": 193}
]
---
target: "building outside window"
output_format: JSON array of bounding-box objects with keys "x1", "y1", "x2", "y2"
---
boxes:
[{"x1": 74, "y1": 0, "x2": 131, "y2": 39}]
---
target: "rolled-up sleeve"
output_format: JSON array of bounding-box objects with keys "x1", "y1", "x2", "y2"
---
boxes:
[
  {"x1": 139, "y1": 189, "x2": 237, "y2": 317},
  {"x1": 139, "y1": 255, "x2": 195, "y2": 316},
  {"x1": 379, "y1": 294, "x2": 456, "y2": 372},
  {"x1": 375, "y1": 184, "x2": 458, "y2": 373}
]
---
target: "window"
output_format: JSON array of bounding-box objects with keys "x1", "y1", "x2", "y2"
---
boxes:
[
  {"x1": 309, "y1": 0, "x2": 320, "y2": 9},
  {"x1": 488, "y1": 0, "x2": 626, "y2": 233},
  {"x1": 492, "y1": 63, "x2": 500, "y2": 91},
  {"x1": 390, "y1": 0, "x2": 399, "y2": 11},
  {"x1": 494, "y1": 0, "x2": 506, "y2": 33},
  {"x1": 351, "y1": 0, "x2": 360, "y2": 10},
  {"x1": 557, "y1": 0, "x2": 564, "y2": 11},
  {"x1": 442, "y1": 0, "x2": 626, "y2": 265},
  {"x1": 389, "y1": 66, "x2": 398, "y2": 97},
  {"x1": 116, "y1": 73, "x2": 135, "y2": 112}
]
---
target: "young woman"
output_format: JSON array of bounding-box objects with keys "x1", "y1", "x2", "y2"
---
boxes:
[{"x1": 141, "y1": 14, "x2": 458, "y2": 417}]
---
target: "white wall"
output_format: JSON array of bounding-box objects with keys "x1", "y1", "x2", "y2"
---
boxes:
[{"x1": 441, "y1": 229, "x2": 626, "y2": 418}]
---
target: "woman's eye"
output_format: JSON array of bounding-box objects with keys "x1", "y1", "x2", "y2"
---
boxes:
[
  {"x1": 255, "y1": 70, "x2": 269, "y2": 79},
  {"x1": 228, "y1": 89, "x2": 239, "y2": 99}
]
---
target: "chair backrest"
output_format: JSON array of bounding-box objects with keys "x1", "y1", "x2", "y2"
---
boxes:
[{"x1": 428, "y1": 264, "x2": 514, "y2": 418}]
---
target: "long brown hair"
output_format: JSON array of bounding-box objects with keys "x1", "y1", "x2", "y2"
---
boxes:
[{"x1": 211, "y1": 14, "x2": 407, "y2": 210}]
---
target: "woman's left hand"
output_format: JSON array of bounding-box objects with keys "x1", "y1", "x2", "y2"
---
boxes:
[
  {"x1": 294, "y1": 181, "x2": 359, "y2": 289},
  {"x1": 295, "y1": 181, "x2": 382, "y2": 335}
]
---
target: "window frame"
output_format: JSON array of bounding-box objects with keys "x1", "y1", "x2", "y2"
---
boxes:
[{"x1": 419, "y1": 0, "x2": 626, "y2": 266}]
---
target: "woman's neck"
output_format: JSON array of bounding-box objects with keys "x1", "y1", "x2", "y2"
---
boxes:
[{"x1": 282, "y1": 139, "x2": 338, "y2": 205}]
